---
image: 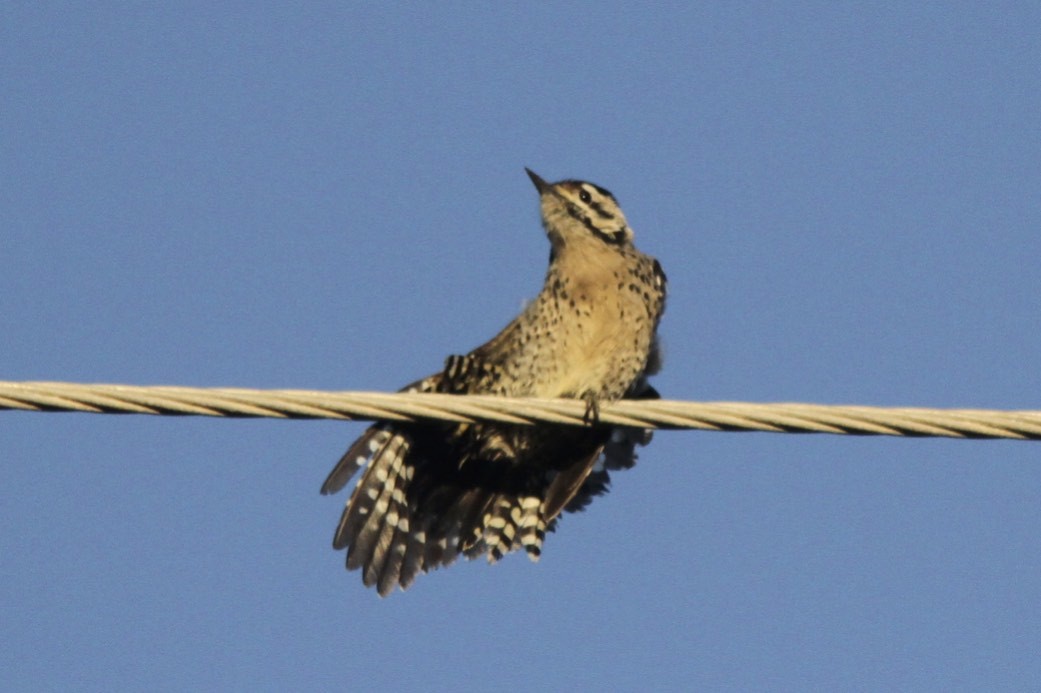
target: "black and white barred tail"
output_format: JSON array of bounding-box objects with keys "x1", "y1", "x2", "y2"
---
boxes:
[
  {"x1": 321, "y1": 424, "x2": 590, "y2": 596},
  {"x1": 320, "y1": 385, "x2": 658, "y2": 597}
]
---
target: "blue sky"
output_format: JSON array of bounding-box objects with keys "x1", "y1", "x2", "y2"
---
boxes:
[{"x1": 3, "y1": 3, "x2": 1040, "y2": 690}]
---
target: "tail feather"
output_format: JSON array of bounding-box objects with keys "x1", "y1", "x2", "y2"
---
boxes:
[
  {"x1": 398, "y1": 528, "x2": 427, "y2": 590},
  {"x1": 358, "y1": 502, "x2": 396, "y2": 585},
  {"x1": 346, "y1": 477, "x2": 392, "y2": 572},
  {"x1": 327, "y1": 427, "x2": 396, "y2": 551},
  {"x1": 335, "y1": 431, "x2": 399, "y2": 551},
  {"x1": 373, "y1": 467, "x2": 415, "y2": 595},
  {"x1": 324, "y1": 399, "x2": 655, "y2": 594},
  {"x1": 516, "y1": 495, "x2": 544, "y2": 560},
  {"x1": 345, "y1": 434, "x2": 409, "y2": 571},
  {"x1": 482, "y1": 496, "x2": 519, "y2": 563},
  {"x1": 541, "y1": 445, "x2": 605, "y2": 525},
  {"x1": 431, "y1": 487, "x2": 490, "y2": 566},
  {"x1": 365, "y1": 459, "x2": 412, "y2": 594},
  {"x1": 361, "y1": 505, "x2": 398, "y2": 591},
  {"x1": 322, "y1": 426, "x2": 393, "y2": 497},
  {"x1": 476, "y1": 492, "x2": 547, "y2": 563}
]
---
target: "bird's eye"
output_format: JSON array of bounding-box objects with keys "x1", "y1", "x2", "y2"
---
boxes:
[{"x1": 579, "y1": 190, "x2": 592, "y2": 203}]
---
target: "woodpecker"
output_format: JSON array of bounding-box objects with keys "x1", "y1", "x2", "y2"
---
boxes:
[{"x1": 322, "y1": 169, "x2": 667, "y2": 595}]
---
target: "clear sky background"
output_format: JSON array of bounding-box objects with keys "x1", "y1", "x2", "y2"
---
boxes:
[{"x1": 3, "y1": 3, "x2": 1040, "y2": 690}]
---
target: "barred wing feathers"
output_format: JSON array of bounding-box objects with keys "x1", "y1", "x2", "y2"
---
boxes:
[{"x1": 321, "y1": 365, "x2": 655, "y2": 596}]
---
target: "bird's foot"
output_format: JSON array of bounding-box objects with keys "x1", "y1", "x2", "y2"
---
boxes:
[{"x1": 581, "y1": 391, "x2": 601, "y2": 426}]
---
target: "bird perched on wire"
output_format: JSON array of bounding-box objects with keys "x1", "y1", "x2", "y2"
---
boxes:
[{"x1": 321, "y1": 169, "x2": 667, "y2": 595}]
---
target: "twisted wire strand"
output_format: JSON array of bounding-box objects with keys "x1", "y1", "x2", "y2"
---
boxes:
[{"x1": 1, "y1": 380, "x2": 1039, "y2": 441}]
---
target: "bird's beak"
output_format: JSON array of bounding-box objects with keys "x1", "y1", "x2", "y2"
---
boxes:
[{"x1": 525, "y1": 168, "x2": 549, "y2": 194}]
